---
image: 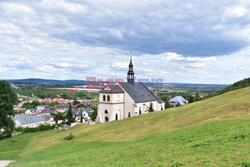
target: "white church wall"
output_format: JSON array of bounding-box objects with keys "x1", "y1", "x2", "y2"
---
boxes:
[
  {"x1": 98, "y1": 103, "x2": 124, "y2": 122},
  {"x1": 111, "y1": 93, "x2": 124, "y2": 103},
  {"x1": 97, "y1": 92, "x2": 125, "y2": 123},
  {"x1": 99, "y1": 93, "x2": 124, "y2": 103},
  {"x1": 135, "y1": 101, "x2": 160, "y2": 114},
  {"x1": 111, "y1": 103, "x2": 124, "y2": 120},
  {"x1": 123, "y1": 90, "x2": 136, "y2": 118},
  {"x1": 157, "y1": 103, "x2": 165, "y2": 111}
]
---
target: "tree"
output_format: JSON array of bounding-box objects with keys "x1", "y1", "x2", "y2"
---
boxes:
[
  {"x1": 176, "y1": 102, "x2": 181, "y2": 107},
  {"x1": 73, "y1": 98, "x2": 79, "y2": 106},
  {"x1": 22, "y1": 100, "x2": 41, "y2": 109},
  {"x1": 91, "y1": 107, "x2": 97, "y2": 121},
  {"x1": 195, "y1": 92, "x2": 199, "y2": 101},
  {"x1": 187, "y1": 95, "x2": 194, "y2": 103},
  {"x1": 80, "y1": 113, "x2": 83, "y2": 123},
  {"x1": 51, "y1": 112, "x2": 65, "y2": 124},
  {"x1": 0, "y1": 81, "x2": 17, "y2": 137},
  {"x1": 165, "y1": 101, "x2": 170, "y2": 109},
  {"x1": 77, "y1": 103, "x2": 86, "y2": 109},
  {"x1": 66, "y1": 103, "x2": 74, "y2": 125},
  {"x1": 148, "y1": 103, "x2": 154, "y2": 112}
]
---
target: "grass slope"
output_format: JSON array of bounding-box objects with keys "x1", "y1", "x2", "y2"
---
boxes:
[
  {"x1": 10, "y1": 120, "x2": 250, "y2": 167},
  {"x1": 1, "y1": 87, "x2": 250, "y2": 166},
  {"x1": 0, "y1": 133, "x2": 36, "y2": 160}
]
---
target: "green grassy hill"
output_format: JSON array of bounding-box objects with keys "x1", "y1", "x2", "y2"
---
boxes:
[
  {"x1": 1, "y1": 87, "x2": 250, "y2": 166},
  {"x1": 218, "y1": 77, "x2": 250, "y2": 95}
]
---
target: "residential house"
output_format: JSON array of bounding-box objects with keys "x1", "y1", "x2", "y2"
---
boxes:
[
  {"x1": 169, "y1": 96, "x2": 189, "y2": 107},
  {"x1": 25, "y1": 108, "x2": 37, "y2": 115},
  {"x1": 75, "y1": 110, "x2": 91, "y2": 122},
  {"x1": 12, "y1": 114, "x2": 47, "y2": 128}
]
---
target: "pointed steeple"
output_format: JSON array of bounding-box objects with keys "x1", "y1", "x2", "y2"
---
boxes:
[
  {"x1": 129, "y1": 56, "x2": 132, "y2": 65},
  {"x1": 127, "y1": 56, "x2": 134, "y2": 84}
]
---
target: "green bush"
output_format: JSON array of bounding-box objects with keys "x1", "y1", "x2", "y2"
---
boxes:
[
  {"x1": 172, "y1": 162, "x2": 184, "y2": 167},
  {"x1": 15, "y1": 124, "x2": 55, "y2": 133},
  {"x1": 64, "y1": 133, "x2": 74, "y2": 141},
  {"x1": 239, "y1": 161, "x2": 250, "y2": 167}
]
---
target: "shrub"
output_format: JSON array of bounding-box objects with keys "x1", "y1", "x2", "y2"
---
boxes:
[
  {"x1": 148, "y1": 103, "x2": 154, "y2": 112},
  {"x1": 64, "y1": 133, "x2": 74, "y2": 141},
  {"x1": 239, "y1": 161, "x2": 250, "y2": 167},
  {"x1": 23, "y1": 124, "x2": 55, "y2": 133},
  {"x1": 172, "y1": 162, "x2": 184, "y2": 167},
  {"x1": 233, "y1": 134, "x2": 246, "y2": 140}
]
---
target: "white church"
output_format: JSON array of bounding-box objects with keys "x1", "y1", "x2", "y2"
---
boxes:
[{"x1": 97, "y1": 57, "x2": 165, "y2": 123}]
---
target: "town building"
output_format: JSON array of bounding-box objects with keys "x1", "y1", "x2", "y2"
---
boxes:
[
  {"x1": 97, "y1": 57, "x2": 165, "y2": 123},
  {"x1": 12, "y1": 114, "x2": 47, "y2": 128},
  {"x1": 169, "y1": 96, "x2": 189, "y2": 107}
]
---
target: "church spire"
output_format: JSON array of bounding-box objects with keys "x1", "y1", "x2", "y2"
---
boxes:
[{"x1": 127, "y1": 56, "x2": 134, "y2": 84}]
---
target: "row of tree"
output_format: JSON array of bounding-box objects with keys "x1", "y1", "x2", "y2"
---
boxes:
[{"x1": 15, "y1": 87, "x2": 98, "y2": 101}]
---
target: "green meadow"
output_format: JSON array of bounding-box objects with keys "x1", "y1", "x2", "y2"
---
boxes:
[{"x1": 1, "y1": 87, "x2": 250, "y2": 166}]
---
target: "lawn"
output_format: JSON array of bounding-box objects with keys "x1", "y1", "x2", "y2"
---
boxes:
[
  {"x1": 1, "y1": 87, "x2": 250, "y2": 166},
  {"x1": 9, "y1": 120, "x2": 250, "y2": 166},
  {"x1": 0, "y1": 133, "x2": 37, "y2": 160}
]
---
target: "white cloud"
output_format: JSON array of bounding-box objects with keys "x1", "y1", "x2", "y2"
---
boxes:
[
  {"x1": 157, "y1": 52, "x2": 216, "y2": 63},
  {"x1": 224, "y1": 6, "x2": 247, "y2": 19},
  {"x1": 0, "y1": 2, "x2": 35, "y2": 15},
  {"x1": 111, "y1": 62, "x2": 128, "y2": 69},
  {"x1": 0, "y1": 0, "x2": 249, "y2": 84},
  {"x1": 40, "y1": 0, "x2": 87, "y2": 13}
]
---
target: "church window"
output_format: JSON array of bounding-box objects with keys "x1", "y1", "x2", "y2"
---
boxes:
[
  {"x1": 105, "y1": 110, "x2": 108, "y2": 114},
  {"x1": 107, "y1": 95, "x2": 110, "y2": 101},
  {"x1": 103, "y1": 95, "x2": 106, "y2": 101}
]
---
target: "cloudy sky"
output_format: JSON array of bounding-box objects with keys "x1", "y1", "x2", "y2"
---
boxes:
[{"x1": 0, "y1": 0, "x2": 250, "y2": 84}]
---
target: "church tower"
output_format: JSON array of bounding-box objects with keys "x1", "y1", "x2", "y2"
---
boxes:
[{"x1": 127, "y1": 56, "x2": 134, "y2": 84}]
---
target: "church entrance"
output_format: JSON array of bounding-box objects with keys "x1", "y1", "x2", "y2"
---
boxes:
[{"x1": 105, "y1": 117, "x2": 109, "y2": 122}]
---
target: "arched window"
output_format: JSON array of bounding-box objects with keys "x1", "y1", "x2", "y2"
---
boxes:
[
  {"x1": 107, "y1": 95, "x2": 110, "y2": 101},
  {"x1": 105, "y1": 110, "x2": 108, "y2": 114},
  {"x1": 115, "y1": 113, "x2": 118, "y2": 120},
  {"x1": 103, "y1": 95, "x2": 106, "y2": 101}
]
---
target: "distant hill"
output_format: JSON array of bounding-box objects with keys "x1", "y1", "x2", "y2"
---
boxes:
[
  {"x1": 5, "y1": 78, "x2": 227, "y2": 87},
  {"x1": 1, "y1": 86, "x2": 249, "y2": 166},
  {"x1": 218, "y1": 77, "x2": 250, "y2": 94},
  {"x1": 6, "y1": 78, "x2": 87, "y2": 84}
]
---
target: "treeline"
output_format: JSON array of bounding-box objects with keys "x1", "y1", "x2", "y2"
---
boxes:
[
  {"x1": 158, "y1": 78, "x2": 250, "y2": 106},
  {"x1": 217, "y1": 78, "x2": 250, "y2": 95},
  {"x1": 15, "y1": 88, "x2": 98, "y2": 100},
  {"x1": 158, "y1": 92, "x2": 200, "y2": 103},
  {"x1": 15, "y1": 124, "x2": 55, "y2": 133}
]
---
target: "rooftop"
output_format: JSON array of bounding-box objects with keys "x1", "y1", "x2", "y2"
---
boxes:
[{"x1": 12, "y1": 114, "x2": 46, "y2": 125}]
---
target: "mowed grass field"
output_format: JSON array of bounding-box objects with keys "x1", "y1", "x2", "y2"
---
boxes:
[{"x1": 1, "y1": 87, "x2": 250, "y2": 166}]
